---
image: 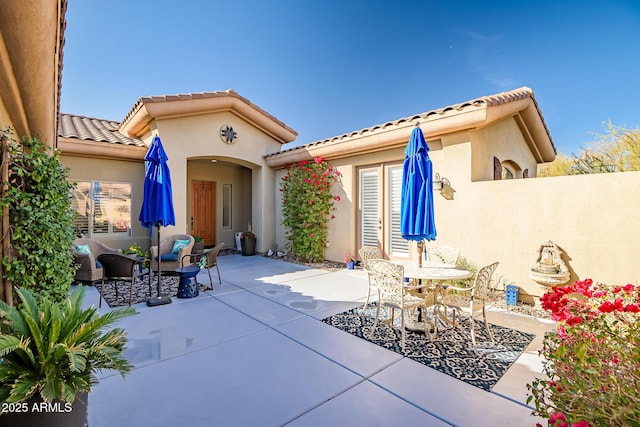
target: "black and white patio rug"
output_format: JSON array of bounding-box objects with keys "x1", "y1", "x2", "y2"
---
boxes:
[
  {"x1": 321, "y1": 304, "x2": 535, "y2": 391},
  {"x1": 95, "y1": 275, "x2": 208, "y2": 307}
]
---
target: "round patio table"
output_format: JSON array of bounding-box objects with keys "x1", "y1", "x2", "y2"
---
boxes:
[
  {"x1": 394, "y1": 261, "x2": 473, "y2": 333},
  {"x1": 175, "y1": 265, "x2": 200, "y2": 298}
]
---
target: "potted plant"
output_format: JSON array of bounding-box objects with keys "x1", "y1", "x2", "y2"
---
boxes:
[
  {"x1": 123, "y1": 242, "x2": 150, "y2": 268},
  {"x1": 0, "y1": 285, "x2": 136, "y2": 426},
  {"x1": 344, "y1": 253, "x2": 356, "y2": 270},
  {"x1": 241, "y1": 231, "x2": 256, "y2": 256}
]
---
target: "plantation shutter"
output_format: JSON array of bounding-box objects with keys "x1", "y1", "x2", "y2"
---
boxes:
[
  {"x1": 388, "y1": 166, "x2": 408, "y2": 256},
  {"x1": 222, "y1": 184, "x2": 232, "y2": 229},
  {"x1": 360, "y1": 169, "x2": 379, "y2": 248},
  {"x1": 110, "y1": 183, "x2": 131, "y2": 234},
  {"x1": 72, "y1": 181, "x2": 91, "y2": 236}
]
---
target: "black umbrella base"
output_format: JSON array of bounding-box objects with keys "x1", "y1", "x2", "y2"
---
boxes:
[{"x1": 146, "y1": 295, "x2": 172, "y2": 307}]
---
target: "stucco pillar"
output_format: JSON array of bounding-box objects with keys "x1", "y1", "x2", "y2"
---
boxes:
[{"x1": 252, "y1": 165, "x2": 277, "y2": 253}]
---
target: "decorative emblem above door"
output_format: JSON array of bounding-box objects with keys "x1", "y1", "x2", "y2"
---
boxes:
[{"x1": 220, "y1": 124, "x2": 237, "y2": 144}]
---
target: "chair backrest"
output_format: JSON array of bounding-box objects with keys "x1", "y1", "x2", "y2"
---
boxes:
[
  {"x1": 367, "y1": 259, "x2": 404, "y2": 299},
  {"x1": 159, "y1": 234, "x2": 194, "y2": 254},
  {"x1": 426, "y1": 246, "x2": 460, "y2": 266},
  {"x1": 74, "y1": 238, "x2": 121, "y2": 257},
  {"x1": 205, "y1": 242, "x2": 225, "y2": 268},
  {"x1": 472, "y1": 262, "x2": 499, "y2": 299},
  {"x1": 98, "y1": 253, "x2": 137, "y2": 278},
  {"x1": 358, "y1": 246, "x2": 382, "y2": 270}
]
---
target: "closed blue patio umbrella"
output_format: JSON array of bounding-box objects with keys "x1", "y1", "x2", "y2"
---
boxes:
[
  {"x1": 401, "y1": 125, "x2": 436, "y2": 266},
  {"x1": 139, "y1": 135, "x2": 176, "y2": 306}
]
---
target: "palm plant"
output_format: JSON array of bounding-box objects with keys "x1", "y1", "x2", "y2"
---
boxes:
[{"x1": 0, "y1": 285, "x2": 136, "y2": 404}]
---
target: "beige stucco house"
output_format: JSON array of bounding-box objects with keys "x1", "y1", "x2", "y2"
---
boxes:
[
  {"x1": 3, "y1": 0, "x2": 640, "y2": 305},
  {"x1": 56, "y1": 85, "x2": 563, "y2": 302}
]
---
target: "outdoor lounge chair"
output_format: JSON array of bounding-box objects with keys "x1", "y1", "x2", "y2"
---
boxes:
[
  {"x1": 181, "y1": 242, "x2": 225, "y2": 290},
  {"x1": 97, "y1": 253, "x2": 150, "y2": 307},
  {"x1": 150, "y1": 234, "x2": 194, "y2": 274},
  {"x1": 73, "y1": 238, "x2": 122, "y2": 283},
  {"x1": 440, "y1": 261, "x2": 499, "y2": 353}
]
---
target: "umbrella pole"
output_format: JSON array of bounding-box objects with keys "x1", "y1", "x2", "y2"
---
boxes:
[
  {"x1": 157, "y1": 223, "x2": 161, "y2": 294},
  {"x1": 146, "y1": 224, "x2": 172, "y2": 306}
]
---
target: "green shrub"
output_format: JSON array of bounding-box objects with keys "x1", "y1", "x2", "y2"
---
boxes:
[
  {"x1": 280, "y1": 157, "x2": 341, "y2": 262},
  {"x1": 0, "y1": 129, "x2": 76, "y2": 304}
]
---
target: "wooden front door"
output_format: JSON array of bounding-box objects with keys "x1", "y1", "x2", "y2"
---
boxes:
[{"x1": 191, "y1": 180, "x2": 215, "y2": 246}]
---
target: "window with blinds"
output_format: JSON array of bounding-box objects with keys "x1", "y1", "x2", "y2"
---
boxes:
[
  {"x1": 360, "y1": 169, "x2": 379, "y2": 248},
  {"x1": 71, "y1": 181, "x2": 132, "y2": 237},
  {"x1": 388, "y1": 166, "x2": 408, "y2": 256},
  {"x1": 222, "y1": 184, "x2": 232, "y2": 230}
]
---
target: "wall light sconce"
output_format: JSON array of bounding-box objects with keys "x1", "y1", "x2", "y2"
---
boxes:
[
  {"x1": 433, "y1": 173, "x2": 450, "y2": 191},
  {"x1": 434, "y1": 173, "x2": 455, "y2": 200}
]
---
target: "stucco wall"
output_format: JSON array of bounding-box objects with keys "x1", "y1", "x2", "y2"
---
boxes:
[
  {"x1": 433, "y1": 171, "x2": 640, "y2": 302},
  {"x1": 150, "y1": 111, "x2": 284, "y2": 252},
  {"x1": 274, "y1": 140, "x2": 640, "y2": 304},
  {"x1": 470, "y1": 118, "x2": 538, "y2": 181},
  {"x1": 0, "y1": 99, "x2": 12, "y2": 132}
]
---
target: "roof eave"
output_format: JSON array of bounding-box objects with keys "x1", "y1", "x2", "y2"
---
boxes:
[
  {"x1": 119, "y1": 91, "x2": 298, "y2": 144},
  {"x1": 264, "y1": 107, "x2": 489, "y2": 168},
  {"x1": 265, "y1": 87, "x2": 557, "y2": 168},
  {"x1": 0, "y1": 0, "x2": 66, "y2": 147},
  {"x1": 58, "y1": 137, "x2": 147, "y2": 161}
]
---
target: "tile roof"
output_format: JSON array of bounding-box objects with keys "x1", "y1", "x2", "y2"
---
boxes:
[
  {"x1": 265, "y1": 86, "x2": 555, "y2": 158},
  {"x1": 58, "y1": 113, "x2": 145, "y2": 146},
  {"x1": 121, "y1": 89, "x2": 296, "y2": 136}
]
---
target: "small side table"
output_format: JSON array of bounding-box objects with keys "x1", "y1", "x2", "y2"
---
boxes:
[{"x1": 175, "y1": 265, "x2": 200, "y2": 298}]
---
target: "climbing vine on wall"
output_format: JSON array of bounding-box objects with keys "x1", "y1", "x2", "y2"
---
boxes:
[
  {"x1": 280, "y1": 157, "x2": 341, "y2": 262},
  {"x1": 1, "y1": 128, "x2": 76, "y2": 304}
]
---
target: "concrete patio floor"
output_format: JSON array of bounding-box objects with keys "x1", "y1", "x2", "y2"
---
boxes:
[{"x1": 83, "y1": 254, "x2": 555, "y2": 427}]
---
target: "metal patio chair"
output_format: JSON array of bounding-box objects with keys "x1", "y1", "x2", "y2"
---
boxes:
[{"x1": 440, "y1": 261, "x2": 499, "y2": 353}]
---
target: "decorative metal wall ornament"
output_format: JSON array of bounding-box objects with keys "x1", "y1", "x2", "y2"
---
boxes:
[{"x1": 220, "y1": 125, "x2": 237, "y2": 144}]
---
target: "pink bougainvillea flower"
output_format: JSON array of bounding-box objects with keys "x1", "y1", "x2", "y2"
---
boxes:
[
  {"x1": 313, "y1": 156, "x2": 323, "y2": 164},
  {"x1": 549, "y1": 411, "x2": 566, "y2": 423}
]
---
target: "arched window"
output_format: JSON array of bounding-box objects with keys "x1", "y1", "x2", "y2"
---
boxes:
[
  {"x1": 502, "y1": 164, "x2": 515, "y2": 180},
  {"x1": 493, "y1": 157, "x2": 522, "y2": 180}
]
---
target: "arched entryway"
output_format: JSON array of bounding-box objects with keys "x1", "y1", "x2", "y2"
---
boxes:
[{"x1": 187, "y1": 157, "x2": 253, "y2": 250}]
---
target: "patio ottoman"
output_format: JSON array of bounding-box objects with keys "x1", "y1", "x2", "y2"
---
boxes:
[{"x1": 175, "y1": 266, "x2": 200, "y2": 298}]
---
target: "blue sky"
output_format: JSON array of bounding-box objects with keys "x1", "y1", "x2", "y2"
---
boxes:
[{"x1": 60, "y1": 0, "x2": 640, "y2": 155}]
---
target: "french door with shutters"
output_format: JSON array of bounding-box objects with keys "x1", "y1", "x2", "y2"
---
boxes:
[
  {"x1": 191, "y1": 180, "x2": 215, "y2": 246},
  {"x1": 358, "y1": 164, "x2": 409, "y2": 260}
]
